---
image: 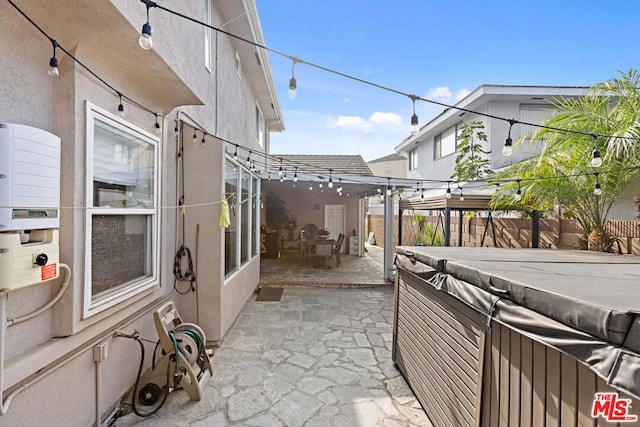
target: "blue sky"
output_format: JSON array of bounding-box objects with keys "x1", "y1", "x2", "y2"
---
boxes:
[{"x1": 257, "y1": 1, "x2": 640, "y2": 162}]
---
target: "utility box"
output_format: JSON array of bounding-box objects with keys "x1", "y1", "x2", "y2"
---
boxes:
[
  {"x1": 0, "y1": 123, "x2": 60, "y2": 231},
  {"x1": 0, "y1": 123, "x2": 61, "y2": 291}
]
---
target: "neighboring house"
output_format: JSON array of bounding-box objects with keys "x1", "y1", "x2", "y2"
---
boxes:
[
  {"x1": 395, "y1": 84, "x2": 640, "y2": 221},
  {"x1": 395, "y1": 85, "x2": 588, "y2": 182},
  {"x1": 394, "y1": 84, "x2": 640, "y2": 220},
  {"x1": 0, "y1": 1, "x2": 281, "y2": 425},
  {"x1": 367, "y1": 152, "x2": 407, "y2": 179},
  {"x1": 262, "y1": 155, "x2": 376, "y2": 256}
]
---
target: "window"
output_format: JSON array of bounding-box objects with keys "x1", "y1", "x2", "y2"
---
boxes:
[
  {"x1": 519, "y1": 104, "x2": 556, "y2": 138},
  {"x1": 225, "y1": 157, "x2": 260, "y2": 277},
  {"x1": 85, "y1": 103, "x2": 159, "y2": 317},
  {"x1": 204, "y1": 0, "x2": 212, "y2": 71},
  {"x1": 409, "y1": 148, "x2": 418, "y2": 170},
  {"x1": 434, "y1": 123, "x2": 460, "y2": 159},
  {"x1": 256, "y1": 105, "x2": 264, "y2": 147}
]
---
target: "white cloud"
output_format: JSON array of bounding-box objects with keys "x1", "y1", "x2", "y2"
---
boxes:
[
  {"x1": 328, "y1": 112, "x2": 403, "y2": 132},
  {"x1": 426, "y1": 86, "x2": 453, "y2": 102},
  {"x1": 343, "y1": 97, "x2": 351, "y2": 104}
]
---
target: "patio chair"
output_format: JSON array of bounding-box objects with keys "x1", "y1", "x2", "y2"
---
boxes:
[
  {"x1": 313, "y1": 238, "x2": 333, "y2": 269},
  {"x1": 332, "y1": 233, "x2": 345, "y2": 267}
]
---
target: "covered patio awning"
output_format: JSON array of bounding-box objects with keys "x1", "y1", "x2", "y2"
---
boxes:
[{"x1": 397, "y1": 184, "x2": 541, "y2": 248}]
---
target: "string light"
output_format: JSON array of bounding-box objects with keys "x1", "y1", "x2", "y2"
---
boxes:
[
  {"x1": 445, "y1": 181, "x2": 452, "y2": 199},
  {"x1": 514, "y1": 179, "x2": 522, "y2": 202},
  {"x1": 288, "y1": 57, "x2": 300, "y2": 100},
  {"x1": 594, "y1": 172, "x2": 602, "y2": 196},
  {"x1": 457, "y1": 183, "x2": 464, "y2": 201},
  {"x1": 201, "y1": 134, "x2": 206, "y2": 146},
  {"x1": 590, "y1": 134, "x2": 602, "y2": 167},
  {"x1": 386, "y1": 178, "x2": 392, "y2": 196},
  {"x1": 154, "y1": 114, "x2": 161, "y2": 134},
  {"x1": 503, "y1": 119, "x2": 517, "y2": 157},
  {"x1": 233, "y1": 145, "x2": 238, "y2": 161},
  {"x1": 47, "y1": 40, "x2": 60, "y2": 77},
  {"x1": 139, "y1": 0, "x2": 155, "y2": 50},
  {"x1": 117, "y1": 92, "x2": 125, "y2": 116},
  {"x1": 293, "y1": 167, "x2": 298, "y2": 183},
  {"x1": 328, "y1": 169, "x2": 334, "y2": 188},
  {"x1": 278, "y1": 158, "x2": 284, "y2": 177},
  {"x1": 192, "y1": 129, "x2": 197, "y2": 144},
  {"x1": 409, "y1": 95, "x2": 419, "y2": 135}
]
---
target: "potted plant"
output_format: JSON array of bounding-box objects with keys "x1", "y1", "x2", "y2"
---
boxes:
[{"x1": 316, "y1": 228, "x2": 330, "y2": 239}]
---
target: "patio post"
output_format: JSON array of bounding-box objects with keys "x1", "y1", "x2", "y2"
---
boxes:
[
  {"x1": 531, "y1": 210, "x2": 539, "y2": 248},
  {"x1": 444, "y1": 207, "x2": 451, "y2": 247},
  {"x1": 384, "y1": 190, "x2": 394, "y2": 282},
  {"x1": 398, "y1": 207, "x2": 403, "y2": 246}
]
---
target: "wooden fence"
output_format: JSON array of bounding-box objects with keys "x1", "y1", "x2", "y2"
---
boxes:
[{"x1": 365, "y1": 214, "x2": 640, "y2": 255}]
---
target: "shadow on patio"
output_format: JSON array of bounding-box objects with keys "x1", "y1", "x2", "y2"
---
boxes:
[{"x1": 259, "y1": 243, "x2": 390, "y2": 287}]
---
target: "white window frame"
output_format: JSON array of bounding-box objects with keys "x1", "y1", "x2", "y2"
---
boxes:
[
  {"x1": 434, "y1": 123, "x2": 460, "y2": 160},
  {"x1": 224, "y1": 155, "x2": 260, "y2": 281},
  {"x1": 409, "y1": 148, "x2": 418, "y2": 170},
  {"x1": 256, "y1": 104, "x2": 264, "y2": 147},
  {"x1": 84, "y1": 102, "x2": 160, "y2": 318}
]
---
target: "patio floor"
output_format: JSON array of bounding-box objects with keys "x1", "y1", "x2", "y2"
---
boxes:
[
  {"x1": 115, "y1": 245, "x2": 431, "y2": 426},
  {"x1": 259, "y1": 243, "x2": 391, "y2": 287}
]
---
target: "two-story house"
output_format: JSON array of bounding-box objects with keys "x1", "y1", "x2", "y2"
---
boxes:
[{"x1": 0, "y1": 1, "x2": 281, "y2": 425}]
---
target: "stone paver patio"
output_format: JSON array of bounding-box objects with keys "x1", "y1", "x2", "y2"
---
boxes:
[{"x1": 116, "y1": 285, "x2": 431, "y2": 426}]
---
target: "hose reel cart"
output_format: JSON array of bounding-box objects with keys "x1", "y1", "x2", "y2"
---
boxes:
[{"x1": 132, "y1": 302, "x2": 212, "y2": 416}]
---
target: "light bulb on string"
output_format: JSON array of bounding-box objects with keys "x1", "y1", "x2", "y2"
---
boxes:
[
  {"x1": 445, "y1": 182, "x2": 452, "y2": 200},
  {"x1": 514, "y1": 180, "x2": 522, "y2": 202},
  {"x1": 48, "y1": 40, "x2": 60, "y2": 77},
  {"x1": 594, "y1": 172, "x2": 602, "y2": 196},
  {"x1": 590, "y1": 134, "x2": 602, "y2": 167},
  {"x1": 503, "y1": 119, "x2": 516, "y2": 157},
  {"x1": 201, "y1": 134, "x2": 206, "y2": 146},
  {"x1": 386, "y1": 178, "x2": 392, "y2": 196},
  {"x1": 328, "y1": 169, "x2": 334, "y2": 188},
  {"x1": 293, "y1": 167, "x2": 298, "y2": 183},
  {"x1": 409, "y1": 95, "x2": 419, "y2": 135},
  {"x1": 278, "y1": 158, "x2": 284, "y2": 177},
  {"x1": 139, "y1": 0, "x2": 154, "y2": 50},
  {"x1": 288, "y1": 57, "x2": 300, "y2": 100},
  {"x1": 117, "y1": 93, "x2": 125, "y2": 116},
  {"x1": 154, "y1": 114, "x2": 161, "y2": 134},
  {"x1": 192, "y1": 130, "x2": 197, "y2": 144}
]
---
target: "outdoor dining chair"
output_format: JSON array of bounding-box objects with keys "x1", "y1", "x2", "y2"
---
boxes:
[
  {"x1": 332, "y1": 233, "x2": 345, "y2": 267},
  {"x1": 313, "y1": 238, "x2": 333, "y2": 269}
]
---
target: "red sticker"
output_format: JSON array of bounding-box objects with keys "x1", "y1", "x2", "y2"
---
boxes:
[{"x1": 41, "y1": 264, "x2": 57, "y2": 281}]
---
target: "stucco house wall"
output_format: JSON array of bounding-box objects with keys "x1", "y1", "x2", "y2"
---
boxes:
[{"x1": 0, "y1": 1, "x2": 281, "y2": 425}]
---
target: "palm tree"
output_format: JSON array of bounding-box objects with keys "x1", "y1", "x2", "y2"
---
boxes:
[{"x1": 490, "y1": 70, "x2": 640, "y2": 252}]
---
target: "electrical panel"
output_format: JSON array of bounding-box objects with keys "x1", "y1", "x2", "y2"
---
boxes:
[
  {"x1": 0, "y1": 123, "x2": 60, "y2": 231},
  {"x1": 0, "y1": 123, "x2": 61, "y2": 291}
]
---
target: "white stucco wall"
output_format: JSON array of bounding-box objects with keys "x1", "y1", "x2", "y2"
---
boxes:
[{"x1": 0, "y1": 0, "x2": 278, "y2": 424}]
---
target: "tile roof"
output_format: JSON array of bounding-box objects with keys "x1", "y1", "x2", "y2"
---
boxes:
[
  {"x1": 270, "y1": 154, "x2": 374, "y2": 176},
  {"x1": 368, "y1": 153, "x2": 405, "y2": 163}
]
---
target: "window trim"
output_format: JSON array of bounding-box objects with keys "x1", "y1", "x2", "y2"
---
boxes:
[
  {"x1": 224, "y1": 155, "x2": 260, "y2": 281},
  {"x1": 83, "y1": 102, "x2": 160, "y2": 318},
  {"x1": 255, "y1": 104, "x2": 264, "y2": 147},
  {"x1": 408, "y1": 148, "x2": 418, "y2": 170},
  {"x1": 434, "y1": 122, "x2": 461, "y2": 160}
]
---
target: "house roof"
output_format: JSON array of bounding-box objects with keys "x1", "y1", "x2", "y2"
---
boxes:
[
  {"x1": 270, "y1": 154, "x2": 374, "y2": 176},
  {"x1": 395, "y1": 84, "x2": 589, "y2": 153},
  {"x1": 368, "y1": 153, "x2": 405, "y2": 164}
]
